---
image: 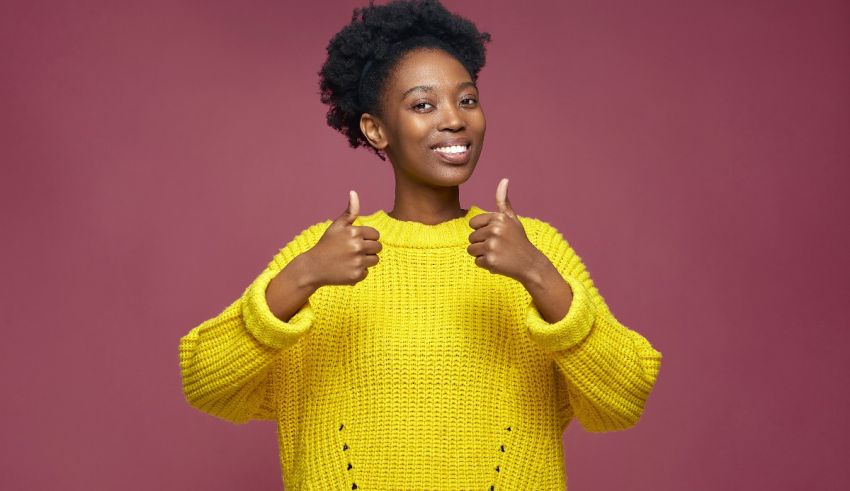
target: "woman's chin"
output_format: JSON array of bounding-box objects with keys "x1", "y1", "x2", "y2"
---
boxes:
[{"x1": 436, "y1": 165, "x2": 477, "y2": 186}]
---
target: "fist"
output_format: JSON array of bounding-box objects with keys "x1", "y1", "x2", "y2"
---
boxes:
[
  {"x1": 305, "y1": 190, "x2": 382, "y2": 286},
  {"x1": 467, "y1": 178, "x2": 543, "y2": 282}
]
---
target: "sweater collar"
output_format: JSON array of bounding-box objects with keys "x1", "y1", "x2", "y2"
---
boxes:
[{"x1": 356, "y1": 204, "x2": 488, "y2": 248}]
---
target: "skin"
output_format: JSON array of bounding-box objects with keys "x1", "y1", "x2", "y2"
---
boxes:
[{"x1": 266, "y1": 48, "x2": 572, "y2": 325}]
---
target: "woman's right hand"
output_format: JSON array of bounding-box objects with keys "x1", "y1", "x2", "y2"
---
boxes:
[
  {"x1": 300, "y1": 190, "x2": 382, "y2": 287},
  {"x1": 264, "y1": 190, "x2": 380, "y2": 322}
]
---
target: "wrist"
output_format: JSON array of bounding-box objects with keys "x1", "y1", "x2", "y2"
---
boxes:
[
  {"x1": 286, "y1": 253, "x2": 322, "y2": 292},
  {"x1": 520, "y1": 250, "x2": 555, "y2": 291}
]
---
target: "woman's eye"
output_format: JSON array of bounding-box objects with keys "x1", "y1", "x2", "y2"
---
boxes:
[
  {"x1": 461, "y1": 97, "x2": 478, "y2": 106},
  {"x1": 413, "y1": 102, "x2": 434, "y2": 111}
]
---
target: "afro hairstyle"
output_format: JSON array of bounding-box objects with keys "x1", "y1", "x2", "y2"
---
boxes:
[{"x1": 318, "y1": 0, "x2": 491, "y2": 159}]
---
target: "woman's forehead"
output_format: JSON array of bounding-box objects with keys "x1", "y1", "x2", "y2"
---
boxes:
[{"x1": 387, "y1": 49, "x2": 474, "y2": 95}]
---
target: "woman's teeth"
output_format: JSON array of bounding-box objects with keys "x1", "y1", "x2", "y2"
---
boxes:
[{"x1": 434, "y1": 145, "x2": 468, "y2": 154}]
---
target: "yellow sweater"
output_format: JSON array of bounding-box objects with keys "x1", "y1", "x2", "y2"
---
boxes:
[{"x1": 179, "y1": 205, "x2": 662, "y2": 490}]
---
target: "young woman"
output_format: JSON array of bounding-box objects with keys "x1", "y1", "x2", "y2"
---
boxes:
[{"x1": 179, "y1": 1, "x2": 662, "y2": 489}]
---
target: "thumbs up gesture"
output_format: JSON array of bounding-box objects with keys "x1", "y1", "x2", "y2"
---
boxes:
[
  {"x1": 303, "y1": 190, "x2": 382, "y2": 286},
  {"x1": 467, "y1": 178, "x2": 545, "y2": 283}
]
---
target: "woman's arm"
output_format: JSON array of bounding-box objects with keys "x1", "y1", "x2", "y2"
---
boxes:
[
  {"x1": 520, "y1": 217, "x2": 663, "y2": 433},
  {"x1": 178, "y1": 220, "x2": 331, "y2": 424},
  {"x1": 265, "y1": 253, "x2": 320, "y2": 325},
  {"x1": 519, "y1": 252, "x2": 573, "y2": 324}
]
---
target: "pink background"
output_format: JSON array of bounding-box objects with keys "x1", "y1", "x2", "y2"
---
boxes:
[{"x1": 2, "y1": 0, "x2": 848, "y2": 489}]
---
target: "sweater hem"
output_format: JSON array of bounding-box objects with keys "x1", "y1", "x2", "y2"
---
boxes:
[
  {"x1": 525, "y1": 272, "x2": 596, "y2": 352},
  {"x1": 242, "y1": 269, "x2": 315, "y2": 349}
]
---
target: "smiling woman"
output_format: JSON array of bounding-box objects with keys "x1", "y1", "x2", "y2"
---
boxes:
[{"x1": 178, "y1": 0, "x2": 662, "y2": 489}]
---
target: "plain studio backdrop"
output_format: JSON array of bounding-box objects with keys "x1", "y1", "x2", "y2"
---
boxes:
[{"x1": 1, "y1": 0, "x2": 848, "y2": 489}]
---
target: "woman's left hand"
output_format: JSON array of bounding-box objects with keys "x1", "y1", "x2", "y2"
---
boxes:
[{"x1": 467, "y1": 178, "x2": 548, "y2": 284}]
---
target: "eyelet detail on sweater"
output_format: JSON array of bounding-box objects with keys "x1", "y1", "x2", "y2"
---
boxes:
[
  {"x1": 338, "y1": 422, "x2": 357, "y2": 489},
  {"x1": 490, "y1": 424, "x2": 515, "y2": 489}
]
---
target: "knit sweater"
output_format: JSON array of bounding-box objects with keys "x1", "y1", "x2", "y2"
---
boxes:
[{"x1": 179, "y1": 204, "x2": 662, "y2": 490}]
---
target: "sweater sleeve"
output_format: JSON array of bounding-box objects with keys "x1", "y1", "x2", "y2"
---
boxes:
[
  {"x1": 178, "y1": 220, "x2": 331, "y2": 424},
  {"x1": 521, "y1": 218, "x2": 663, "y2": 433}
]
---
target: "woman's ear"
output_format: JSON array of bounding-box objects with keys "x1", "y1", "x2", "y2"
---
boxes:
[{"x1": 360, "y1": 113, "x2": 388, "y2": 150}]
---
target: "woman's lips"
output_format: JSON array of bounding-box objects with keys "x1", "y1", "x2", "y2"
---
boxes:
[{"x1": 432, "y1": 144, "x2": 471, "y2": 164}]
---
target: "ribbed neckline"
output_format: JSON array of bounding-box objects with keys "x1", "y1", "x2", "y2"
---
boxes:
[{"x1": 356, "y1": 204, "x2": 487, "y2": 248}]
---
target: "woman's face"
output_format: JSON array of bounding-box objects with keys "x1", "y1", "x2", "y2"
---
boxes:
[{"x1": 363, "y1": 48, "x2": 486, "y2": 188}]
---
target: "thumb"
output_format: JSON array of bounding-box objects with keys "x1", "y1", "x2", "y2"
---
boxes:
[
  {"x1": 496, "y1": 178, "x2": 516, "y2": 218},
  {"x1": 337, "y1": 190, "x2": 360, "y2": 226}
]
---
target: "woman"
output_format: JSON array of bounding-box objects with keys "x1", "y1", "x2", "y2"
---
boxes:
[{"x1": 178, "y1": 0, "x2": 662, "y2": 489}]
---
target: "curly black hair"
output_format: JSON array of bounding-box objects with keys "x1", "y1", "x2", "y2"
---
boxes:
[{"x1": 318, "y1": 0, "x2": 491, "y2": 159}]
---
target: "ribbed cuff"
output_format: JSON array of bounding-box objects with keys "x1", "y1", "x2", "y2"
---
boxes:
[
  {"x1": 242, "y1": 269, "x2": 315, "y2": 350},
  {"x1": 526, "y1": 273, "x2": 597, "y2": 352}
]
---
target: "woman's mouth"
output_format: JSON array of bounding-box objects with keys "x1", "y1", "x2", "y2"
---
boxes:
[{"x1": 432, "y1": 143, "x2": 471, "y2": 164}]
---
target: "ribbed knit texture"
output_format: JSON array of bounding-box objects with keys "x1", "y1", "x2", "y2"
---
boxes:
[{"x1": 179, "y1": 204, "x2": 662, "y2": 490}]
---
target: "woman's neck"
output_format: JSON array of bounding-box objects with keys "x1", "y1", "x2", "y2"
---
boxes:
[{"x1": 389, "y1": 186, "x2": 465, "y2": 225}]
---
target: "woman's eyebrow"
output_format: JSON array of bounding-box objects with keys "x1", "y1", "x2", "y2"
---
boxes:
[{"x1": 401, "y1": 81, "x2": 478, "y2": 100}]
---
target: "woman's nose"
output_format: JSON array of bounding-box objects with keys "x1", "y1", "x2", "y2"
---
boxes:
[{"x1": 438, "y1": 104, "x2": 465, "y2": 131}]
